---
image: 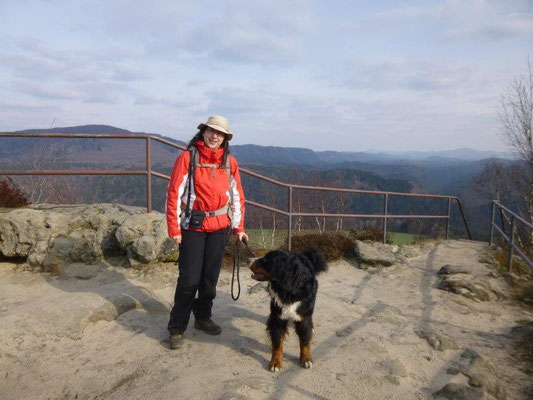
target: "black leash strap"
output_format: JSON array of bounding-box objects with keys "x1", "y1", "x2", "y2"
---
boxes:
[{"x1": 231, "y1": 239, "x2": 257, "y2": 301}]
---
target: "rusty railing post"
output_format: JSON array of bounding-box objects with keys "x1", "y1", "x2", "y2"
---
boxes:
[
  {"x1": 288, "y1": 186, "x2": 293, "y2": 251},
  {"x1": 489, "y1": 201, "x2": 496, "y2": 246},
  {"x1": 446, "y1": 197, "x2": 451, "y2": 239},
  {"x1": 383, "y1": 193, "x2": 388, "y2": 244},
  {"x1": 146, "y1": 137, "x2": 152, "y2": 213},
  {"x1": 508, "y1": 216, "x2": 515, "y2": 272},
  {"x1": 454, "y1": 198, "x2": 473, "y2": 240}
]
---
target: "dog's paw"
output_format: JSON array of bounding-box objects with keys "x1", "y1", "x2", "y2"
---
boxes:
[
  {"x1": 300, "y1": 358, "x2": 313, "y2": 369},
  {"x1": 269, "y1": 360, "x2": 282, "y2": 372}
]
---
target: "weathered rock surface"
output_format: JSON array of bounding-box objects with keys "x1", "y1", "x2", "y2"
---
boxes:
[
  {"x1": 416, "y1": 328, "x2": 460, "y2": 351},
  {"x1": 1, "y1": 231, "x2": 531, "y2": 399},
  {"x1": 433, "y1": 383, "x2": 487, "y2": 400},
  {"x1": 438, "y1": 264, "x2": 473, "y2": 275},
  {"x1": 381, "y1": 358, "x2": 408, "y2": 377},
  {"x1": 437, "y1": 263, "x2": 509, "y2": 302},
  {"x1": 247, "y1": 281, "x2": 268, "y2": 294},
  {"x1": 458, "y1": 349, "x2": 508, "y2": 400},
  {"x1": 354, "y1": 240, "x2": 397, "y2": 266},
  {"x1": 0, "y1": 204, "x2": 178, "y2": 269}
]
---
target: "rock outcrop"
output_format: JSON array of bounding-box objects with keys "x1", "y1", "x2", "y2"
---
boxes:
[
  {"x1": 354, "y1": 240, "x2": 399, "y2": 267},
  {"x1": 437, "y1": 264, "x2": 508, "y2": 302},
  {"x1": 0, "y1": 204, "x2": 178, "y2": 270}
]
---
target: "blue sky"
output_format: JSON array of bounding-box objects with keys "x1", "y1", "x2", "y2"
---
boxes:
[{"x1": 1, "y1": 0, "x2": 532, "y2": 152}]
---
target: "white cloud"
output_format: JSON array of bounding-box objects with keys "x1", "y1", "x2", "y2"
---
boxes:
[{"x1": 0, "y1": 0, "x2": 528, "y2": 152}]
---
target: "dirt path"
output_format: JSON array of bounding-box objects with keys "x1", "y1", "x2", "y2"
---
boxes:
[{"x1": 0, "y1": 239, "x2": 531, "y2": 399}]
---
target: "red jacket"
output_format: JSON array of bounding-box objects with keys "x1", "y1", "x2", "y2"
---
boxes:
[{"x1": 166, "y1": 140, "x2": 246, "y2": 237}]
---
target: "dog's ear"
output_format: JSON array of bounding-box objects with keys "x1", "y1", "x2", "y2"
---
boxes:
[{"x1": 302, "y1": 247, "x2": 328, "y2": 274}]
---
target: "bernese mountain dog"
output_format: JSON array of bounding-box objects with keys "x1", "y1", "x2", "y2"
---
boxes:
[{"x1": 249, "y1": 247, "x2": 328, "y2": 372}]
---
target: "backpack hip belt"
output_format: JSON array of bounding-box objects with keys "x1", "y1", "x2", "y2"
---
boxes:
[{"x1": 181, "y1": 203, "x2": 229, "y2": 217}]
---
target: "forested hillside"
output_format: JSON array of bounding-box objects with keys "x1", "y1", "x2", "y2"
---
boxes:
[{"x1": 0, "y1": 125, "x2": 500, "y2": 240}]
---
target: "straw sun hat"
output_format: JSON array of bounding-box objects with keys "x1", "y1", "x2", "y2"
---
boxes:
[{"x1": 197, "y1": 115, "x2": 233, "y2": 141}]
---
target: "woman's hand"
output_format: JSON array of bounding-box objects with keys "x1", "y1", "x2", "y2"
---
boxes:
[
  {"x1": 236, "y1": 232, "x2": 249, "y2": 242},
  {"x1": 172, "y1": 235, "x2": 182, "y2": 244}
]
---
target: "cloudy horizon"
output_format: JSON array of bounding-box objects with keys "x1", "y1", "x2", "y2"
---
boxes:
[{"x1": 1, "y1": 0, "x2": 532, "y2": 152}]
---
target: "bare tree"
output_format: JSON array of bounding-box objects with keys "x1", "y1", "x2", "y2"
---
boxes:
[
  {"x1": 11, "y1": 141, "x2": 67, "y2": 203},
  {"x1": 11, "y1": 141, "x2": 88, "y2": 205},
  {"x1": 499, "y1": 58, "x2": 533, "y2": 245}
]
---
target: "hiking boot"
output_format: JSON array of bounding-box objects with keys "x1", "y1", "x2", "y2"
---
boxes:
[
  {"x1": 194, "y1": 318, "x2": 222, "y2": 335},
  {"x1": 169, "y1": 333, "x2": 184, "y2": 349}
]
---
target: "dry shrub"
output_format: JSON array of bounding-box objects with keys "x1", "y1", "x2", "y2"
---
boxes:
[
  {"x1": 348, "y1": 226, "x2": 390, "y2": 243},
  {"x1": 289, "y1": 231, "x2": 354, "y2": 261},
  {"x1": 221, "y1": 237, "x2": 271, "y2": 270},
  {"x1": 491, "y1": 246, "x2": 533, "y2": 305},
  {"x1": 492, "y1": 246, "x2": 532, "y2": 277},
  {"x1": 0, "y1": 177, "x2": 30, "y2": 208}
]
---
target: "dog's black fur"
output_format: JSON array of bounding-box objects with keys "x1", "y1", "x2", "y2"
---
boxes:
[{"x1": 249, "y1": 247, "x2": 328, "y2": 371}]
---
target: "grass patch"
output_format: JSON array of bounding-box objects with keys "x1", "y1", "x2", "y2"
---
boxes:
[{"x1": 388, "y1": 232, "x2": 424, "y2": 245}]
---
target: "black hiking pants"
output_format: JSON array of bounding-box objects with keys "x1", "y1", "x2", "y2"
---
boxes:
[{"x1": 168, "y1": 227, "x2": 229, "y2": 334}]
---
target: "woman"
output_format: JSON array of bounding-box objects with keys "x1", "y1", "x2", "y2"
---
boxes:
[{"x1": 166, "y1": 115, "x2": 248, "y2": 349}]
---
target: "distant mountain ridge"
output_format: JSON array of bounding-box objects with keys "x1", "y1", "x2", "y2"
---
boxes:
[
  {"x1": 317, "y1": 148, "x2": 509, "y2": 163},
  {"x1": 1, "y1": 124, "x2": 507, "y2": 237},
  {"x1": 9, "y1": 124, "x2": 507, "y2": 162},
  {"x1": 16, "y1": 125, "x2": 135, "y2": 134}
]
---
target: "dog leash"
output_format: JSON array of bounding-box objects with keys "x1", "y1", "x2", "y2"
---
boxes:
[{"x1": 231, "y1": 238, "x2": 256, "y2": 301}]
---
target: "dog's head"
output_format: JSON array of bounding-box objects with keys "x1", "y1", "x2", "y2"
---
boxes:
[{"x1": 249, "y1": 248, "x2": 328, "y2": 302}]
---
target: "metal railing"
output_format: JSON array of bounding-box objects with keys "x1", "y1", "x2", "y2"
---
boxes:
[
  {"x1": 489, "y1": 200, "x2": 533, "y2": 272},
  {"x1": 0, "y1": 132, "x2": 472, "y2": 249}
]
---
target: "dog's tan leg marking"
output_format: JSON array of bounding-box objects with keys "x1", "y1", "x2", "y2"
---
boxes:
[
  {"x1": 299, "y1": 339, "x2": 313, "y2": 369},
  {"x1": 269, "y1": 335, "x2": 285, "y2": 372}
]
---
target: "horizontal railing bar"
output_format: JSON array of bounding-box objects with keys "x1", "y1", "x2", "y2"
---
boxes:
[
  {"x1": 492, "y1": 222, "x2": 511, "y2": 242},
  {"x1": 0, "y1": 169, "x2": 147, "y2": 176},
  {"x1": 1, "y1": 131, "x2": 473, "y2": 239},
  {"x1": 513, "y1": 243, "x2": 533, "y2": 269},
  {"x1": 1, "y1": 131, "x2": 458, "y2": 201},
  {"x1": 290, "y1": 213, "x2": 449, "y2": 219},
  {"x1": 493, "y1": 200, "x2": 533, "y2": 229},
  {"x1": 288, "y1": 184, "x2": 456, "y2": 199},
  {"x1": 492, "y1": 221, "x2": 533, "y2": 269},
  {"x1": 492, "y1": 212, "x2": 533, "y2": 270},
  {"x1": 0, "y1": 132, "x2": 157, "y2": 139},
  {"x1": 151, "y1": 171, "x2": 171, "y2": 180},
  {"x1": 246, "y1": 200, "x2": 289, "y2": 216},
  {"x1": 240, "y1": 168, "x2": 457, "y2": 200}
]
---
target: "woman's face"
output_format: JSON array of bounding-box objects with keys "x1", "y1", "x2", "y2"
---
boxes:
[{"x1": 203, "y1": 127, "x2": 225, "y2": 149}]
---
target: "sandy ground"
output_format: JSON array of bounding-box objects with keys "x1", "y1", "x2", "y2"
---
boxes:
[{"x1": 0, "y1": 239, "x2": 532, "y2": 400}]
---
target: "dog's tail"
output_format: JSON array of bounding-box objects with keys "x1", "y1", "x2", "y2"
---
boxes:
[{"x1": 302, "y1": 247, "x2": 328, "y2": 274}]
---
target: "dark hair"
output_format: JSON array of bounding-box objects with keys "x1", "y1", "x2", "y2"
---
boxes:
[{"x1": 188, "y1": 127, "x2": 230, "y2": 164}]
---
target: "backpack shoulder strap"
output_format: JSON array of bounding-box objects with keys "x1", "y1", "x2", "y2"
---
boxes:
[
  {"x1": 190, "y1": 147, "x2": 199, "y2": 167},
  {"x1": 184, "y1": 147, "x2": 197, "y2": 218},
  {"x1": 225, "y1": 154, "x2": 231, "y2": 178}
]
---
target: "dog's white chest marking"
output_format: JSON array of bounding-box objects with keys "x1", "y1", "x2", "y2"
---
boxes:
[{"x1": 269, "y1": 287, "x2": 302, "y2": 321}]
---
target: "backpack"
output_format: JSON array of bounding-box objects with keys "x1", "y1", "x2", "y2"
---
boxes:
[{"x1": 182, "y1": 147, "x2": 232, "y2": 226}]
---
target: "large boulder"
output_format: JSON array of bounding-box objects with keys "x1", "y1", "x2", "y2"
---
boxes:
[
  {"x1": 0, "y1": 204, "x2": 178, "y2": 270},
  {"x1": 354, "y1": 240, "x2": 397, "y2": 267},
  {"x1": 115, "y1": 212, "x2": 177, "y2": 266}
]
